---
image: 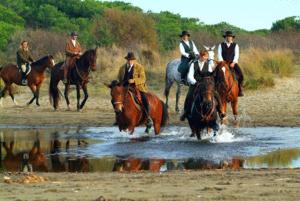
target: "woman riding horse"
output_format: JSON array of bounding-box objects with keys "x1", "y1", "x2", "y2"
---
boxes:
[{"x1": 181, "y1": 50, "x2": 225, "y2": 122}]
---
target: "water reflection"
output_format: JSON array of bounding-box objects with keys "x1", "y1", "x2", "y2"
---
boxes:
[{"x1": 1, "y1": 126, "x2": 300, "y2": 172}]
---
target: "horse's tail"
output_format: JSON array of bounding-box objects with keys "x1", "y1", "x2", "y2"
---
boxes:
[
  {"x1": 164, "y1": 62, "x2": 172, "y2": 98},
  {"x1": 49, "y1": 69, "x2": 60, "y2": 110},
  {"x1": 160, "y1": 100, "x2": 169, "y2": 127}
]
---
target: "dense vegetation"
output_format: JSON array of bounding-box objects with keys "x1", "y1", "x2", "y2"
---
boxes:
[{"x1": 0, "y1": 0, "x2": 299, "y2": 90}]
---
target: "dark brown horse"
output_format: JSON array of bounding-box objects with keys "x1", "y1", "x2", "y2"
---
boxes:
[
  {"x1": 106, "y1": 80, "x2": 168, "y2": 135},
  {"x1": 215, "y1": 61, "x2": 240, "y2": 120},
  {"x1": 2, "y1": 139, "x2": 48, "y2": 172},
  {"x1": 0, "y1": 55, "x2": 55, "y2": 106},
  {"x1": 187, "y1": 77, "x2": 219, "y2": 140},
  {"x1": 49, "y1": 48, "x2": 97, "y2": 111}
]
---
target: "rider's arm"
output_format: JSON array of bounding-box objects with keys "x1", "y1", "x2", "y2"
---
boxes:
[
  {"x1": 134, "y1": 64, "x2": 146, "y2": 86},
  {"x1": 65, "y1": 42, "x2": 77, "y2": 57},
  {"x1": 187, "y1": 63, "x2": 196, "y2": 85},
  {"x1": 28, "y1": 52, "x2": 34, "y2": 62},
  {"x1": 192, "y1": 41, "x2": 199, "y2": 56},
  {"x1": 217, "y1": 44, "x2": 224, "y2": 62},
  {"x1": 179, "y1": 43, "x2": 189, "y2": 58},
  {"x1": 233, "y1": 44, "x2": 239, "y2": 63}
]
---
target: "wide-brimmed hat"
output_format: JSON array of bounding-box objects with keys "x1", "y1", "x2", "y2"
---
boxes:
[
  {"x1": 124, "y1": 52, "x2": 136, "y2": 60},
  {"x1": 223, "y1": 31, "x2": 235, "y2": 38},
  {"x1": 71, "y1": 31, "x2": 78, "y2": 36},
  {"x1": 179, "y1": 31, "x2": 190, "y2": 37}
]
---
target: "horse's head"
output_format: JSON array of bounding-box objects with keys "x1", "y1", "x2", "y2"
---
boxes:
[
  {"x1": 194, "y1": 77, "x2": 216, "y2": 118},
  {"x1": 82, "y1": 48, "x2": 98, "y2": 71},
  {"x1": 215, "y1": 61, "x2": 231, "y2": 85},
  {"x1": 203, "y1": 45, "x2": 216, "y2": 62},
  {"x1": 46, "y1": 55, "x2": 55, "y2": 69},
  {"x1": 105, "y1": 80, "x2": 127, "y2": 114}
]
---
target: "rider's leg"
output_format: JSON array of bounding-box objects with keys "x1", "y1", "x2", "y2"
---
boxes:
[
  {"x1": 63, "y1": 57, "x2": 71, "y2": 84},
  {"x1": 234, "y1": 63, "x2": 244, "y2": 96},
  {"x1": 180, "y1": 85, "x2": 195, "y2": 121},
  {"x1": 140, "y1": 92, "x2": 153, "y2": 133},
  {"x1": 21, "y1": 64, "x2": 27, "y2": 85}
]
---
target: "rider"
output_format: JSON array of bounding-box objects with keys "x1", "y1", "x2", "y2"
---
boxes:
[
  {"x1": 117, "y1": 52, "x2": 153, "y2": 133},
  {"x1": 16, "y1": 40, "x2": 34, "y2": 85},
  {"x1": 180, "y1": 49, "x2": 225, "y2": 121},
  {"x1": 217, "y1": 30, "x2": 244, "y2": 96},
  {"x1": 178, "y1": 31, "x2": 199, "y2": 83},
  {"x1": 62, "y1": 31, "x2": 82, "y2": 84}
]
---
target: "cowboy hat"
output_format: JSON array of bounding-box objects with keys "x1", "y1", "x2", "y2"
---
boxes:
[
  {"x1": 124, "y1": 52, "x2": 136, "y2": 60},
  {"x1": 70, "y1": 31, "x2": 78, "y2": 36},
  {"x1": 179, "y1": 31, "x2": 190, "y2": 37},
  {"x1": 223, "y1": 31, "x2": 235, "y2": 38}
]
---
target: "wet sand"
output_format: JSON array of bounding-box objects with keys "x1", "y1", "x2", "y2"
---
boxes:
[{"x1": 1, "y1": 169, "x2": 300, "y2": 201}]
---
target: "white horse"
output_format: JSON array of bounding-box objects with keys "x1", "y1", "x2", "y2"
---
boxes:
[{"x1": 164, "y1": 45, "x2": 216, "y2": 112}]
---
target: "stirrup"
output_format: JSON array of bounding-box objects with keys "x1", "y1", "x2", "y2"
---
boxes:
[{"x1": 21, "y1": 79, "x2": 27, "y2": 86}]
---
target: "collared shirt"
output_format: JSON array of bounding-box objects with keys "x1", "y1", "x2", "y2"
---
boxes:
[
  {"x1": 187, "y1": 60, "x2": 216, "y2": 85},
  {"x1": 71, "y1": 39, "x2": 77, "y2": 47},
  {"x1": 179, "y1": 40, "x2": 199, "y2": 58},
  {"x1": 127, "y1": 64, "x2": 134, "y2": 72},
  {"x1": 217, "y1": 41, "x2": 239, "y2": 63}
]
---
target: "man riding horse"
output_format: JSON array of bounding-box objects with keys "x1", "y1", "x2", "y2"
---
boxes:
[
  {"x1": 217, "y1": 31, "x2": 244, "y2": 96},
  {"x1": 178, "y1": 31, "x2": 199, "y2": 83},
  {"x1": 62, "y1": 31, "x2": 82, "y2": 84},
  {"x1": 16, "y1": 40, "x2": 34, "y2": 85},
  {"x1": 180, "y1": 50, "x2": 225, "y2": 121},
  {"x1": 117, "y1": 52, "x2": 153, "y2": 133}
]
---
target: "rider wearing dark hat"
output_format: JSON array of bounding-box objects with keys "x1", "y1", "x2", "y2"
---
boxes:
[
  {"x1": 117, "y1": 52, "x2": 153, "y2": 133},
  {"x1": 178, "y1": 31, "x2": 199, "y2": 83},
  {"x1": 217, "y1": 31, "x2": 244, "y2": 96},
  {"x1": 62, "y1": 31, "x2": 82, "y2": 84}
]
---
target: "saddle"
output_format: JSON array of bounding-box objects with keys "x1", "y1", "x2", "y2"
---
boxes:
[{"x1": 128, "y1": 87, "x2": 143, "y2": 109}]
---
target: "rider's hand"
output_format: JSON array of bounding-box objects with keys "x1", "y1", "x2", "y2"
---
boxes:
[
  {"x1": 230, "y1": 62, "x2": 236, "y2": 68},
  {"x1": 78, "y1": 52, "x2": 82, "y2": 56},
  {"x1": 128, "y1": 79, "x2": 135, "y2": 84}
]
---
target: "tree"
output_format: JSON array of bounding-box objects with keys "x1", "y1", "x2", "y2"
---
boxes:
[{"x1": 271, "y1": 16, "x2": 300, "y2": 32}]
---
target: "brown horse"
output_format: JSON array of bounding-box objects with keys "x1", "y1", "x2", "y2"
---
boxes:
[
  {"x1": 0, "y1": 55, "x2": 55, "y2": 106},
  {"x1": 106, "y1": 80, "x2": 168, "y2": 135},
  {"x1": 2, "y1": 139, "x2": 48, "y2": 172},
  {"x1": 215, "y1": 61, "x2": 240, "y2": 120},
  {"x1": 187, "y1": 77, "x2": 219, "y2": 140},
  {"x1": 49, "y1": 48, "x2": 97, "y2": 111}
]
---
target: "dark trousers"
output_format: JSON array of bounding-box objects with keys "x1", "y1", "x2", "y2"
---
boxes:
[
  {"x1": 178, "y1": 57, "x2": 192, "y2": 80},
  {"x1": 233, "y1": 63, "x2": 244, "y2": 85},
  {"x1": 140, "y1": 91, "x2": 150, "y2": 115}
]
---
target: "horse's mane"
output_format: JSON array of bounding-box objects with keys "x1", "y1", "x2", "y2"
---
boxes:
[{"x1": 32, "y1": 55, "x2": 51, "y2": 66}]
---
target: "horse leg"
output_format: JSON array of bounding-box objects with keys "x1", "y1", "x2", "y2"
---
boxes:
[
  {"x1": 6, "y1": 84, "x2": 18, "y2": 106},
  {"x1": 64, "y1": 84, "x2": 71, "y2": 110},
  {"x1": 164, "y1": 79, "x2": 174, "y2": 109},
  {"x1": 231, "y1": 100, "x2": 238, "y2": 120},
  {"x1": 76, "y1": 84, "x2": 81, "y2": 111},
  {"x1": 35, "y1": 85, "x2": 41, "y2": 106},
  {"x1": 27, "y1": 85, "x2": 37, "y2": 105},
  {"x1": 80, "y1": 84, "x2": 88, "y2": 109},
  {"x1": 196, "y1": 130, "x2": 201, "y2": 140},
  {"x1": 175, "y1": 82, "x2": 182, "y2": 112},
  {"x1": 0, "y1": 85, "x2": 8, "y2": 107}
]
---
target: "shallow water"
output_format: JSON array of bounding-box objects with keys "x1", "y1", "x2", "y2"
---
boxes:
[{"x1": 0, "y1": 126, "x2": 300, "y2": 172}]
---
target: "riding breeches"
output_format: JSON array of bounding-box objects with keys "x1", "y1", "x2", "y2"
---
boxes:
[{"x1": 140, "y1": 91, "x2": 150, "y2": 114}]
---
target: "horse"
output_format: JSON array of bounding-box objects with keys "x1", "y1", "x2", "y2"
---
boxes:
[
  {"x1": 2, "y1": 139, "x2": 48, "y2": 172},
  {"x1": 164, "y1": 45, "x2": 215, "y2": 112},
  {"x1": 187, "y1": 77, "x2": 219, "y2": 140},
  {"x1": 49, "y1": 48, "x2": 97, "y2": 111},
  {"x1": 214, "y1": 61, "x2": 240, "y2": 121},
  {"x1": 106, "y1": 80, "x2": 168, "y2": 135},
  {"x1": 0, "y1": 55, "x2": 55, "y2": 106}
]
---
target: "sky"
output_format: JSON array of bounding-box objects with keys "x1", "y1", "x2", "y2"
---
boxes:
[{"x1": 106, "y1": 0, "x2": 300, "y2": 31}]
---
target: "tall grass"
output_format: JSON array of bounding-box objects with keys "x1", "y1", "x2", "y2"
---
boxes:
[{"x1": 240, "y1": 48, "x2": 295, "y2": 90}]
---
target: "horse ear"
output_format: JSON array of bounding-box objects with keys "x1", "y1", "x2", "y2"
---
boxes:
[
  {"x1": 211, "y1": 45, "x2": 216, "y2": 50},
  {"x1": 203, "y1": 45, "x2": 209, "y2": 50}
]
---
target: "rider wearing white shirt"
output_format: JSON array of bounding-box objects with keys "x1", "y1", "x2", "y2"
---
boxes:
[
  {"x1": 217, "y1": 31, "x2": 244, "y2": 96},
  {"x1": 177, "y1": 31, "x2": 199, "y2": 83},
  {"x1": 180, "y1": 50, "x2": 225, "y2": 121}
]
